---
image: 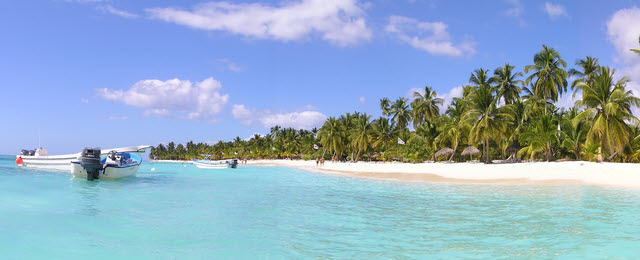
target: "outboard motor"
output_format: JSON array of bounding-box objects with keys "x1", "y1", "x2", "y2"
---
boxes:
[
  {"x1": 81, "y1": 148, "x2": 102, "y2": 181},
  {"x1": 229, "y1": 159, "x2": 238, "y2": 168}
]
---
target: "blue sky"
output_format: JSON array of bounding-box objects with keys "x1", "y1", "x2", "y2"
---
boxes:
[{"x1": 1, "y1": 0, "x2": 640, "y2": 155}]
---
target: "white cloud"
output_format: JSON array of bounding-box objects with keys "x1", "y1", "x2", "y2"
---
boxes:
[
  {"x1": 146, "y1": 0, "x2": 372, "y2": 46},
  {"x1": 81, "y1": 98, "x2": 89, "y2": 104},
  {"x1": 607, "y1": 7, "x2": 640, "y2": 107},
  {"x1": 359, "y1": 96, "x2": 366, "y2": 104},
  {"x1": 96, "y1": 5, "x2": 139, "y2": 19},
  {"x1": 544, "y1": 2, "x2": 568, "y2": 19},
  {"x1": 231, "y1": 104, "x2": 255, "y2": 125},
  {"x1": 244, "y1": 133, "x2": 265, "y2": 141},
  {"x1": 232, "y1": 104, "x2": 327, "y2": 130},
  {"x1": 385, "y1": 15, "x2": 476, "y2": 57},
  {"x1": 439, "y1": 86, "x2": 464, "y2": 108},
  {"x1": 98, "y1": 77, "x2": 229, "y2": 122},
  {"x1": 557, "y1": 92, "x2": 580, "y2": 109},
  {"x1": 261, "y1": 111, "x2": 327, "y2": 129}
]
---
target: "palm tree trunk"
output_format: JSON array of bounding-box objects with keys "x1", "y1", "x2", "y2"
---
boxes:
[
  {"x1": 485, "y1": 138, "x2": 490, "y2": 163},
  {"x1": 448, "y1": 143, "x2": 458, "y2": 161},
  {"x1": 546, "y1": 141, "x2": 551, "y2": 161}
]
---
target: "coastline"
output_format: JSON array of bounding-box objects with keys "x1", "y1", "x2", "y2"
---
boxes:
[
  {"x1": 243, "y1": 159, "x2": 640, "y2": 188},
  {"x1": 150, "y1": 159, "x2": 193, "y2": 163}
]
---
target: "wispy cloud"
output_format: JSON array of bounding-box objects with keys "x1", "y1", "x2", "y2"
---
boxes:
[
  {"x1": 146, "y1": 0, "x2": 372, "y2": 46},
  {"x1": 103, "y1": 116, "x2": 128, "y2": 121},
  {"x1": 96, "y1": 5, "x2": 139, "y2": 19},
  {"x1": 97, "y1": 77, "x2": 229, "y2": 122},
  {"x1": 65, "y1": 0, "x2": 105, "y2": 3},
  {"x1": 544, "y1": 2, "x2": 568, "y2": 19},
  {"x1": 504, "y1": 0, "x2": 526, "y2": 26},
  {"x1": 232, "y1": 104, "x2": 327, "y2": 130},
  {"x1": 80, "y1": 98, "x2": 89, "y2": 104},
  {"x1": 218, "y1": 58, "x2": 245, "y2": 72},
  {"x1": 359, "y1": 96, "x2": 366, "y2": 104},
  {"x1": 386, "y1": 15, "x2": 476, "y2": 57}
]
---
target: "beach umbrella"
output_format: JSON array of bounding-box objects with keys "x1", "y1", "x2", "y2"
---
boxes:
[
  {"x1": 461, "y1": 146, "x2": 480, "y2": 161},
  {"x1": 434, "y1": 147, "x2": 455, "y2": 159}
]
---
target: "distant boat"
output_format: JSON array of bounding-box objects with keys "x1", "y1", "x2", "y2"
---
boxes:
[
  {"x1": 192, "y1": 154, "x2": 238, "y2": 169},
  {"x1": 15, "y1": 145, "x2": 152, "y2": 171},
  {"x1": 71, "y1": 149, "x2": 142, "y2": 180}
]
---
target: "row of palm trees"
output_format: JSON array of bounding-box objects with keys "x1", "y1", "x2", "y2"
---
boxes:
[{"x1": 151, "y1": 43, "x2": 640, "y2": 163}]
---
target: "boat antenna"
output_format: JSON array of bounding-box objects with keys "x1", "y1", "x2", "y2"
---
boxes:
[{"x1": 38, "y1": 128, "x2": 41, "y2": 149}]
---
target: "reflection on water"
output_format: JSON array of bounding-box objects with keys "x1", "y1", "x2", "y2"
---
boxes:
[{"x1": 72, "y1": 179, "x2": 101, "y2": 216}]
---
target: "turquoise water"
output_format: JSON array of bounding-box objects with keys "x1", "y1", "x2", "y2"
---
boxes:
[{"x1": 1, "y1": 155, "x2": 640, "y2": 259}]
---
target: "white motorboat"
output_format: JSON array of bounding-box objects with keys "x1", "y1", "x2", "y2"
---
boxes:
[
  {"x1": 71, "y1": 149, "x2": 142, "y2": 180},
  {"x1": 15, "y1": 145, "x2": 152, "y2": 171},
  {"x1": 192, "y1": 155, "x2": 238, "y2": 169}
]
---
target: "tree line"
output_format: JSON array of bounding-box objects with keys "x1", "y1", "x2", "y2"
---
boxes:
[{"x1": 151, "y1": 42, "x2": 640, "y2": 163}]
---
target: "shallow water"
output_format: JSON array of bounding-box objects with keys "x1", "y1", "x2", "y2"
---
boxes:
[{"x1": 1, "y1": 155, "x2": 640, "y2": 259}]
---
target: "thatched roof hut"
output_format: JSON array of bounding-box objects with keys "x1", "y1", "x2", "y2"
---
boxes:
[
  {"x1": 435, "y1": 147, "x2": 455, "y2": 158},
  {"x1": 461, "y1": 146, "x2": 480, "y2": 156}
]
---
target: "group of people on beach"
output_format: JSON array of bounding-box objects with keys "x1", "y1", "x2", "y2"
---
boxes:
[{"x1": 315, "y1": 157, "x2": 325, "y2": 166}]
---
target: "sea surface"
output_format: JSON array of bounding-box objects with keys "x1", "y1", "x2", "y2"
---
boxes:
[{"x1": 1, "y1": 155, "x2": 640, "y2": 259}]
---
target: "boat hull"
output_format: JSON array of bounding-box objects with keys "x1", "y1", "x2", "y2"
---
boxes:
[
  {"x1": 71, "y1": 162, "x2": 139, "y2": 180},
  {"x1": 193, "y1": 160, "x2": 230, "y2": 169},
  {"x1": 20, "y1": 154, "x2": 78, "y2": 171},
  {"x1": 17, "y1": 145, "x2": 151, "y2": 171}
]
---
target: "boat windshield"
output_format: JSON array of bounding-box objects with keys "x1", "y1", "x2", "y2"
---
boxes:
[{"x1": 101, "y1": 153, "x2": 142, "y2": 165}]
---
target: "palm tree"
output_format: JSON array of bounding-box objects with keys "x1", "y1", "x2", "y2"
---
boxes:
[
  {"x1": 518, "y1": 114, "x2": 562, "y2": 161},
  {"x1": 560, "y1": 112, "x2": 589, "y2": 160},
  {"x1": 371, "y1": 117, "x2": 397, "y2": 157},
  {"x1": 469, "y1": 68, "x2": 493, "y2": 89},
  {"x1": 524, "y1": 45, "x2": 568, "y2": 114},
  {"x1": 492, "y1": 63, "x2": 523, "y2": 104},
  {"x1": 631, "y1": 35, "x2": 640, "y2": 56},
  {"x1": 411, "y1": 86, "x2": 443, "y2": 128},
  {"x1": 436, "y1": 98, "x2": 470, "y2": 161},
  {"x1": 463, "y1": 85, "x2": 514, "y2": 163},
  {"x1": 574, "y1": 67, "x2": 640, "y2": 159},
  {"x1": 318, "y1": 117, "x2": 345, "y2": 158},
  {"x1": 380, "y1": 98, "x2": 391, "y2": 117},
  {"x1": 569, "y1": 56, "x2": 599, "y2": 90},
  {"x1": 350, "y1": 114, "x2": 373, "y2": 162},
  {"x1": 389, "y1": 98, "x2": 412, "y2": 131}
]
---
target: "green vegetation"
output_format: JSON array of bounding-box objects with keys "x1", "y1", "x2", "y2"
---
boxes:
[{"x1": 150, "y1": 44, "x2": 640, "y2": 163}]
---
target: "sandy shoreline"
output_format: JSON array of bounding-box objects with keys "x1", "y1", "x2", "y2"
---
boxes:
[
  {"x1": 242, "y1": 159, "x2": 640, "y2": 188},
  {"x1": 152, "y1": 159, "x2": 640, "y2": 188}
]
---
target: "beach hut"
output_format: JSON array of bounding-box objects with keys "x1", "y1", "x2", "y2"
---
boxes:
[
  {"x1": 461, "y1": 146, "x2": 480, "y2": 161},
  {"x1": 434, "y1": 148, "x2": 455, "y2": 161}
]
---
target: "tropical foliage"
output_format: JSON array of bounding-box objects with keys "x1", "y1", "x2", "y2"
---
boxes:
[{"x1": 151, "y1": 44, "x2": 640, "y2": 163}]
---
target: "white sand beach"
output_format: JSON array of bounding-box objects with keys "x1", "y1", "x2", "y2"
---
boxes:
[{"x1": 246, "y1": 159, "x2": 640, "y2": 188}]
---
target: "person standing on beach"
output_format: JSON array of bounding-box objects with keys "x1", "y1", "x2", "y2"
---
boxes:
[
  {"x1": 321, "y1": 158, "x2": 325, "y2": 166},
  {"x1": 316, "y1": 157, "x2": 319, "y2": 166}
]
